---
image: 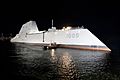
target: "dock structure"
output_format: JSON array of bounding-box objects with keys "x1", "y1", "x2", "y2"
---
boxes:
[{"x1": 0, "y1": 33, "x2": 13, "y2": 41}]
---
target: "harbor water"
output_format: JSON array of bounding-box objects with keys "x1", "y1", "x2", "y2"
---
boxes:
[{"x1": 1, "y1": 40, "x2": 120, "y2": 80}]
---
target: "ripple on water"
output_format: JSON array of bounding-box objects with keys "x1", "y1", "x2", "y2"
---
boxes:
[{"x1": 7, "y1": 43, "x2": 120, "y2": 80}]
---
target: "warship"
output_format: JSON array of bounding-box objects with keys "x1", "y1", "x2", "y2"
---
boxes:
[{"x1": 10, "y1": 20, "x2": 111, "y2": 51}]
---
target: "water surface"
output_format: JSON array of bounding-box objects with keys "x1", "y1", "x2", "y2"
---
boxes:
[{"x1": 1, "y1": 42, "x2": 120, "y2": 80}]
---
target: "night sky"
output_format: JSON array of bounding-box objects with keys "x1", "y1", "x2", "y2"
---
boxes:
[{"x1": 0, "y1": 0, "x2": 120, "y2": 40}]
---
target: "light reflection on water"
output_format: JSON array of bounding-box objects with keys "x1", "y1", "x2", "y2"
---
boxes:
[{"x1": 9, "y1": 43, "x2": 119, "y2": 80}]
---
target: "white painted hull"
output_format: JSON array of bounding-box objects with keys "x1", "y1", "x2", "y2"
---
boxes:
[{"x1": 11, "y1": 21, "x2": 111, "y2": 51}]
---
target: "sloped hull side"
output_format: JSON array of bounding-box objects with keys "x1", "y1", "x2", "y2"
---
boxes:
[
  {"x1": 44, "y1": 29, "x2": 111, "y2": 51},
  {"x1": 51, "y1": 29, "x2": 107, "y2": 47}
]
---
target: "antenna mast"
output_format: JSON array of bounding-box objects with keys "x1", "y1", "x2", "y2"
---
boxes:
[{"x1": 52, "y1": 19, "x2": 53, "y2": 27}]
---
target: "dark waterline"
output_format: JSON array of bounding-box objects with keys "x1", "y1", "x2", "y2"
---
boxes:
[{"x1": 1, "y1": 41, "x2": 120, "y2": 80}]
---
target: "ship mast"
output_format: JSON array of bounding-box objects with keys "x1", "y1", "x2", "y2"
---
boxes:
[{"x1": 52, "y1": 19, "x2": 53, "y2": 27}]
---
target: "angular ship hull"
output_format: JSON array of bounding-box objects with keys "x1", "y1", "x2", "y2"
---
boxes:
[{"x1": 11, "y1": 21, "x2": 111, "y2": 51}]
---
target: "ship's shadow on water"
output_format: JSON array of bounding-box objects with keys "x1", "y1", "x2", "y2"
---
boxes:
[{"x1": 4, "y1": 43, "x2": 120, "y2": 80}]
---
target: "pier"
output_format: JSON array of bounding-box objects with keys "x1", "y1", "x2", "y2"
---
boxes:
[{"x1": 0, "y1": 33, "x2": 13, "y2": 41}]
